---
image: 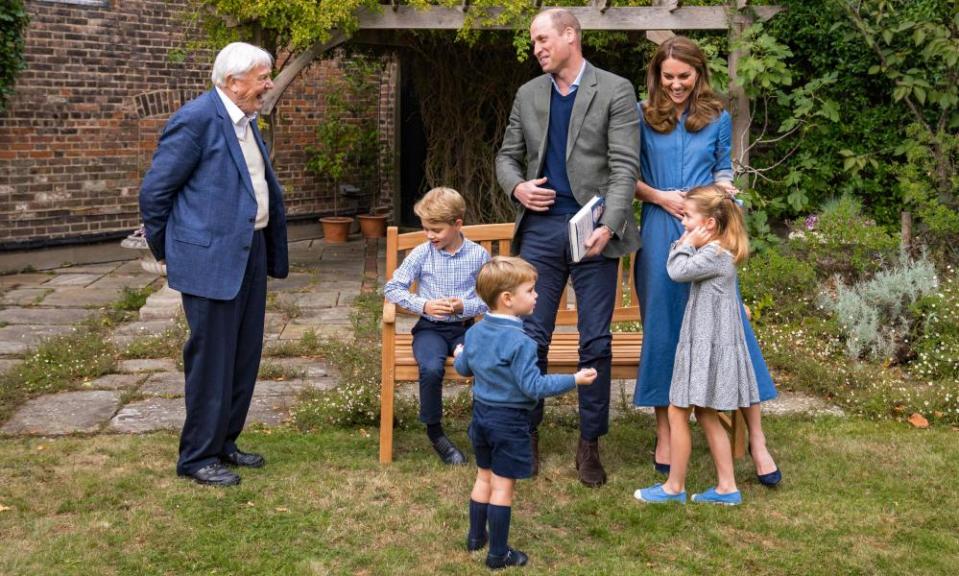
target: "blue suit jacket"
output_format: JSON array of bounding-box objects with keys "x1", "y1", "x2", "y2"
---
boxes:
[{"x1": 139, "y1": 90, "x2": 289, "y2": 300}]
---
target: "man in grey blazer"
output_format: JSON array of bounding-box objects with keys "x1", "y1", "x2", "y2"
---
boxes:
[{"x1": 495, "y1": 8, "x2": 640, "y2": 487}]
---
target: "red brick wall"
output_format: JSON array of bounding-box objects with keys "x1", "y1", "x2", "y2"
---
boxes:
[{"x1": 0, "y1": 0, "x2": 396, "y2": 248}]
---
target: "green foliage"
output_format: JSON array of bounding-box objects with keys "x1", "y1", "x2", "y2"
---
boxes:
[
  {"x1": 112, "y1": 286, "x2": 155, "y2": 313},
  {"x1": 788, "y1": 195, "x2": 900, "y2": 282},
  {"x1": 120, "y1": 318, "x2": 189, "y2": 361},
  {"x1": 306, "y1": 52, "x2": 383, "y2": 215},
  {"x1": 739, "y1": 247, "x2": 818, "y2": 323},
  {"x1": 820, "y1": 254, "x2": 938, "y2": 362},
  {"x1": 910, "y1": 268, "x2": 959, "y2": 383},
  {"x1": 292, "y1": 292, "x2": 416, "y2": 430},
  {"x1": 0, "y1": 0, "x2": 29, "y2": 113}
]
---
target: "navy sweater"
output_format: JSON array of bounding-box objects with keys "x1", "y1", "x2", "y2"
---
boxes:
[
  {"x1": 454, "y1": 315, "x2": 576, "y2": 410},
  {"x1": 542, "y1": 86, "x2": 582, "y2": 215}
]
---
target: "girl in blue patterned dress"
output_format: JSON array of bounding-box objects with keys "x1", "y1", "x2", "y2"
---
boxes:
[{"x1": 632, "y1": 36, "x2": 781, "y2": 486}]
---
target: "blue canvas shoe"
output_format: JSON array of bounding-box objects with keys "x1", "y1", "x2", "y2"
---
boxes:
[
  {"x1": 633, "y1": 483, "x2": 686, "y2": 504},
  {"x1": 691, "y1": 487, "x2": 742, "y2": 506}
]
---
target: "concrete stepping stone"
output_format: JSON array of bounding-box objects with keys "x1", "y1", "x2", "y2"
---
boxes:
[
  {"x1": 83, "y1": 373, "x2": 145, "y2": 391},
  {"x1": 117, "y1": 358, "x2": 177, "y2": 373},
  {"x1": 0, "y1": 325, "x2": 75, "y2": 356},
  {"x1": 762, "y1": 391, "x2": 845, "y2": 416},
  {"x1": 292, "y1": 292, "x2": 339, "y2": 309},
  {"x1": 1, "y1": 390, "x2": 121, "y2": 435},
  {"x1": 1, "y1": 288, "x2": 52, "y2": 306},
  {"x1": 139, "y1": 284, "x2": 182, "y2": 321},
  {"x1": 52, "y1": 262, "x2": 122, "y2": 275},
  {"x1": 0, "y1": 273, "x2": 55, "y2": 290},
  {"x1": 86, "y1": 275, "x2": 157, "y2": 291},
  {"x1": 40, "y1": 287, "x2": 122, "y2": 307},
  {"x1": 42, "y1": 274, "x2": 103, "y2": 288},
  {"x1": 0, "y1": 359, "x2": 21, "y2": 375},
  {"x1": 267, "y1": 273, "x2": 317, "y2": 292},
  {"x1": 140, "y1": 372, "x2": 184, "y2": 397},
  {"x1": 0, "y1": 307, "x2": 97, "y2": 326},
  {"x1": 263, "y1": 357, "x2": 329, "y2": 379},
  {"x1": 108, "y1": 398, "x2": 184, "y2": 433},
  {"x1": 109, "y1": 319, "x2": 180, "y2": 348}
]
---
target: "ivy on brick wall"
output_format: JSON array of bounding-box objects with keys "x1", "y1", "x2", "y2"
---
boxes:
[{"x1": 0, "y1": 0, "x2": 29, "y2": 113}]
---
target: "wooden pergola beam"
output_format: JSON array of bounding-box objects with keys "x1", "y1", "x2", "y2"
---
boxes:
[{"x1": 356, "y1": 5, "x2": 780, "y2": 31}]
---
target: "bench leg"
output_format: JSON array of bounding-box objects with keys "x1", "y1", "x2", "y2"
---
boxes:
[
  {"x1": 379, "y1": 373, "x2": 395, "y2": 464},
  {"x1": 717, "y1": 410, "x2": 748, "y2": 461}
]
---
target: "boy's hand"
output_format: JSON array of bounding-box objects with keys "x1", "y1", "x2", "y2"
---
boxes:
[
  {"x1": 574, "y1": 367, "x2": 598, "y2": 386},
  {"x1": 453, "y1": 343, "x2": 464, "y2": 358},
  {"x1": 424, "y1": 299, "x2": 455, "y2": 317},
  {"x1": 448, "y1": 297, "x2": 464, "y2": 314}
]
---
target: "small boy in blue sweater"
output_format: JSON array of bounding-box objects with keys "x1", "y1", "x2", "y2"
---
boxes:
[
  {"x1": 454, "y1": 256, "x2": 597, "y2": 570},
  {"x1": 383, "y1": 187, "x2": 490, "y2": 465}
]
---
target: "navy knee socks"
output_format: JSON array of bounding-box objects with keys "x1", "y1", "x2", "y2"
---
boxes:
[
  {"x1": 487, "y1": 503, "x2": 512, "y2": 557},
  {"x1": 468, "y1": 499, "x2": 488, "y2": 541}
]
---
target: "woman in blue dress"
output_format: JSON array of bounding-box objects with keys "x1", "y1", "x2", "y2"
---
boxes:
[{"x1": 633, "y1": 36, "x2": 781, "y2": 486}]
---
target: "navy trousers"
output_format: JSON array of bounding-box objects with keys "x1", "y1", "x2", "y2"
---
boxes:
[
  {"x1": 411, "y1": 317, "x2": 469, "y2": 425},
  {"x1": 518, "y1": 213, "x2": 618, "y2": 440},
  {"x1": 177, "y1": 230, "x2": 267, "y2": 475}
]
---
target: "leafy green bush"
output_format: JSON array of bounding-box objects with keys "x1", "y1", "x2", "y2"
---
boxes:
[
  {"x1": 820, "y1": 255, "x2": 938, "y2": 362},
  {"x1": 788, "y1": 195, "x2": 900, "y2": 281},
  {"x1": 739, "y1": 246, "x2": 818, "y2": 323},
  {"x1": 0, "y1": 0, "x2": 29, "y2": 113}
]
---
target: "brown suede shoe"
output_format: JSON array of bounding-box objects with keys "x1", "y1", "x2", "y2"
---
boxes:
[
  {"x1": 575, "y1": 438, "x2": 607, "y2": 487},
  {"x1": 530, "y1": 430, "x2": 540, "y2": 477}
]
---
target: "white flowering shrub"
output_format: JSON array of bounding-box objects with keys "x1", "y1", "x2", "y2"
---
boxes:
[{"x1": 911, "y1": 267, "x2": 959, "y2": 382}]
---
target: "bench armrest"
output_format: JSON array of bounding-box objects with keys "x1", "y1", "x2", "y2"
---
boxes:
[{"x1": 383, "y1": 300, "x2": 396, "y2": 325}]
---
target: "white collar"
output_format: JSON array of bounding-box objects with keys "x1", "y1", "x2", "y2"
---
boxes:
[
  {"x1": 551, "y1": 60, "x2": 587, "y2": 94},
  {"x1": 215, "y1": 86, "x2": 255, "y2": 127}
]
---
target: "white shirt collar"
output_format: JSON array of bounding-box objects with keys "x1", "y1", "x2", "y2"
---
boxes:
[
  {"x1": 486, "y1": 311, "x2": 523, "y2": 323},
  {"x1": 215, "y1": 86, "x2": 255, "y2": 134},
  {"x1": 550, "y1": 60, "x2": 587, "y2": 94}
]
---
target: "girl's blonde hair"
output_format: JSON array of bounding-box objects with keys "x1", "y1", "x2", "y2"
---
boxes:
[
  {"x1": 643, "y1": 36, "x2": 724, "y2": 134},
  {"x1": 685, "y1": 184, "x2": 749, "y2": 264}
]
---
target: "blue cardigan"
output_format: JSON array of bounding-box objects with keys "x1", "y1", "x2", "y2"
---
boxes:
[{"x1": 454, "y1": 315, "x2": 576, "y2": 410}]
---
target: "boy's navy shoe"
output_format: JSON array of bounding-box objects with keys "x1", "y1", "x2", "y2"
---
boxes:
[
  {"x1": 486, "y1": 547, "x2": 528, "y2": 570},
  {"x1": 179, "y1": 463, "x2": 240, "y2": 487},
  {"x1": 757, "y1": 468, "x2": 782, "y2": 487},
  {"x1": 221, "y1": 449, "x2": 265, "y2": 468},
  {"x1": 431, "y1": 435, "x2": 467, "y2": 465},
  {"x1": 467, "y1": 532, "x2": 488, "y2": 552}
]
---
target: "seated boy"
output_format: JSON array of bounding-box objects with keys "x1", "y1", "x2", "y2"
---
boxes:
[
  {"x1": 383, "y1": 187, "x2": 490, "y2": 465},
  {"x1": 454, "y1": 256, "x2": 597, "y2": 569}
]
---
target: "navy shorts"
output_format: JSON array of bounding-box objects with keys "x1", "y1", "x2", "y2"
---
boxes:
[{"x1": 469, "y1": 401, "x2": 533, "y2": 479}]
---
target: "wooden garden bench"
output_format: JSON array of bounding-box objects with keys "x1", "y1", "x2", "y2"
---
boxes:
[{"x1": 379, "y1": 223, "x2": 745, "y2": 464}]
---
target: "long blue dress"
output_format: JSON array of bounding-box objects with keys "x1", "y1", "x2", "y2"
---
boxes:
[{"x1": 633, "y1": 105, "x2": 777, "y2": 407}]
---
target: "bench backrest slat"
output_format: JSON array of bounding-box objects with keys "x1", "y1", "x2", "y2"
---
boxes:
[{"x1": 385, "y1": 225, "x2": 639, "y2": 324}]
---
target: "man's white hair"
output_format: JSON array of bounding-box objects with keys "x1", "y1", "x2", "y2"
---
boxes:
[{"x1": 211, "y1": 42, "x2": 273, "y2": 87}]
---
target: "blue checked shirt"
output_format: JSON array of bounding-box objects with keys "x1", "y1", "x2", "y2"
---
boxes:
[{"x1": 383, "y1": 236, "x2": 490, "y2": 322}]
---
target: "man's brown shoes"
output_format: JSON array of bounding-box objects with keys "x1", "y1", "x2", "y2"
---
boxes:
[{"x1": 575, "y1": 438, "x2": 607, "y2": 487}]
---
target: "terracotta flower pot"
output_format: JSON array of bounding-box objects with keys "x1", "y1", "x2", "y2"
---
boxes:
[
  {"x1": 357, "y1": 214, "x2": 388, "y2": 238},
  {"x1": 320, "y1": 216, "x2": 354, "y2": 243}
]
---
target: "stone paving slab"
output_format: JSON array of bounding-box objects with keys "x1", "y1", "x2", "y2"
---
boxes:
[
  {"x1": 52, "y1": 262, "x2": 123, "y2": 275},
  {"x1": 292, "y1": 291, "x2": 339, "y2": 309},
  {"x1": 41, "y1": 287, "x2": 122, "y2": 307},
  {"x1": 262, "y1": 357, "x2": 329, "y2": 379},
  {"x1": 83, "y1": 373, "x2": 145, "y2": 391},
  {"x1": 294, "y1": 307, "x2": 354, "y2": 324},
  {"x1": 263, "y1": 312, "x2": 287, "y2": 337},
  {"x1": 278, "y1": 322, "x2": 348, "y2": 341},
  {"x1": 108, "y1": 397, "x2": 184, "y2": 433},
  {"x1": 114, "y1": 260, "x2": 152, "y2": 275},
  {"x1": 86, "y1": 274, "x2": 158, "y2": 291},
  {"x1": 763, "y1": 391, "x2": 845, "y2": 416},
  {"x1": 267, "y1": 273, "x2": 317, "y2": 292},
  {"x1": 1, "y1": 288, "x2": 52, "y2": 306},
  {"x1": 0, "y1": 359, "x2": 21, "y2": 375},
  {"x1": 109, "y1": 319, "x2": 179, "y2": 351},
  {"x1": 140, "y1": 372, "x2": 185, "y2": 397},
  {"x1": 42, "y1": 273, "x2": 103, "y2": 287},
  {"x1": 0, "y1": 325, "x2": 75, "y2": 356},
  {"x1": 0, "y1": 273, "x2": 55, "y2": 290},
  {"x1": 117, "y1": 358, "x2": 178, "y2": 373},
  {"x1": 1, "y1": 390, "x2": 122, "y2": 435},
  {"x1": 0, "y1": 307, "x2": 97, "y2": 325}
]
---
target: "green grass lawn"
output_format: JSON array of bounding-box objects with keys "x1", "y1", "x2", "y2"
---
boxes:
[{"x1": 1, "y1": 414, "x2": 957, "y2": 575}]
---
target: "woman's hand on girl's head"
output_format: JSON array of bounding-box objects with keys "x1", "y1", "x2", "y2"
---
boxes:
[{"x1": 715, "y1": 181, "x2": 740, "y2": 197}]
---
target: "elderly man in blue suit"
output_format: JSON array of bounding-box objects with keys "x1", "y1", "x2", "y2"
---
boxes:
[{"x1": 140, "y1": 42, "x2": 289, "y2": 487}]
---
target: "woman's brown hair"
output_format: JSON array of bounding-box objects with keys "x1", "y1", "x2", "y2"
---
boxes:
[{"x1": 642, "y1": 36, "x2": 724, "y2": 134}]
